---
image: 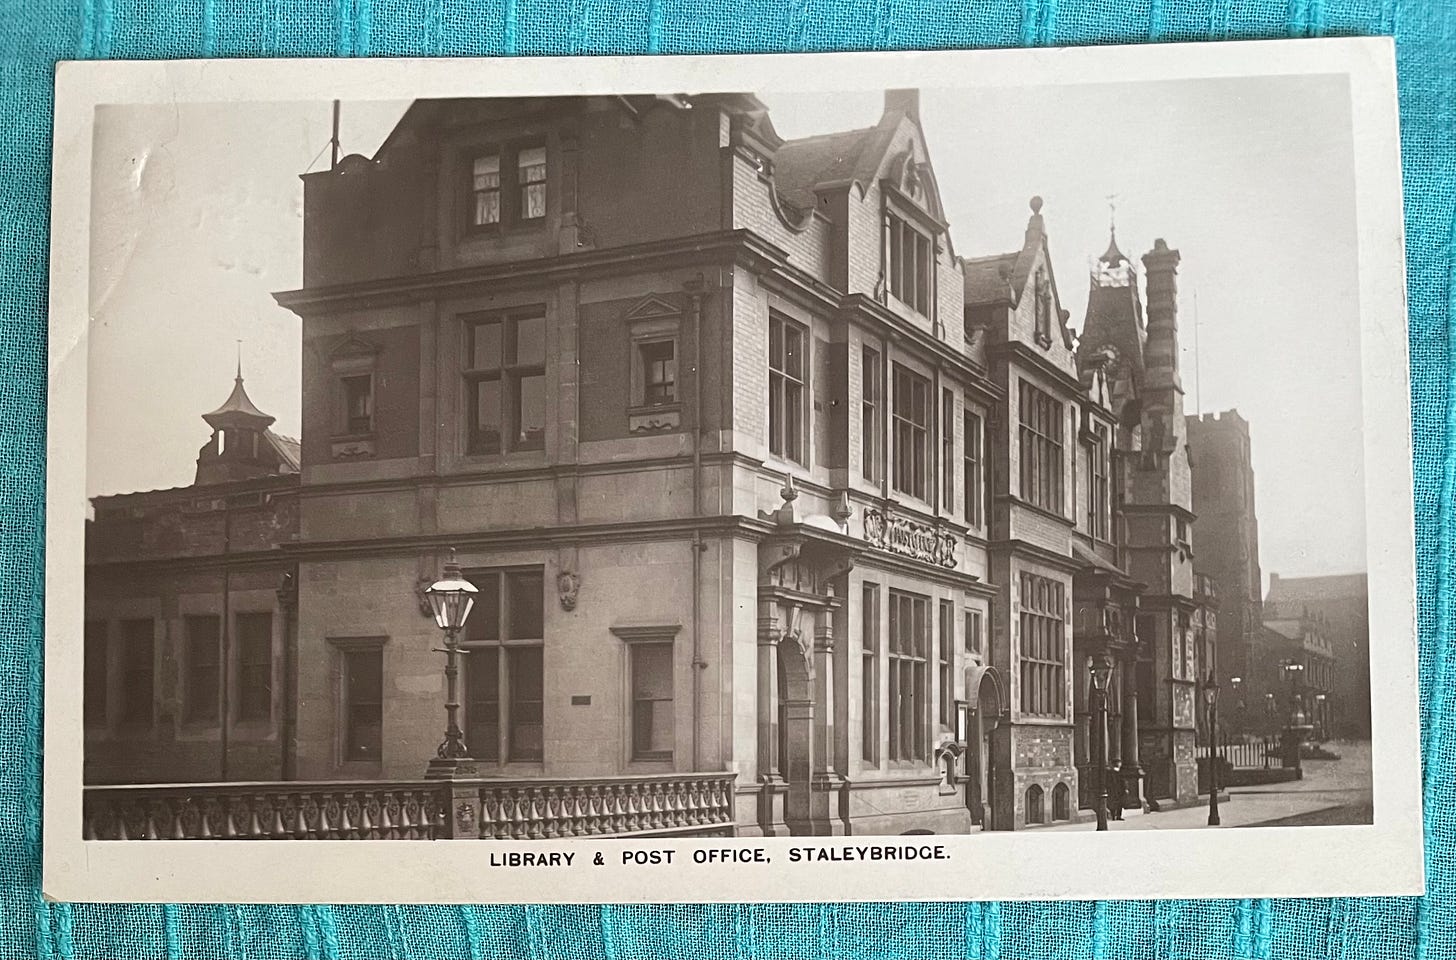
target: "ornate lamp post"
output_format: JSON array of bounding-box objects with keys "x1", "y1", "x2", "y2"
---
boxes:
[
  {"x1": 424, "y1": 549, "x2": 478, "y2": 774},
  {"x1": 1203, "y1": 671, "x2": 1221, "y2": 826},
  {"x1": 1088, "y1": 649, "x2": 1114, "y2": 832}
]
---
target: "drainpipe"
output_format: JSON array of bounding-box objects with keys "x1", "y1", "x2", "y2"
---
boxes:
[
  {"x1": 687, "y1": 275, "x2": 706, "y2": 771},
  {"x1": 220, "y1": 496, "x2": 232, "y2": 782}
]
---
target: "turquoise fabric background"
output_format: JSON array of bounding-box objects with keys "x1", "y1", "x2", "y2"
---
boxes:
[{"x1": 3, "y1": 1, "x2": 1453, "y2": 957}]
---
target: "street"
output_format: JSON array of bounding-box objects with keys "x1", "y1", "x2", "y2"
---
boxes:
[{"x1": 1038, "y1": 740, "x2": 1373, "y2": 831}]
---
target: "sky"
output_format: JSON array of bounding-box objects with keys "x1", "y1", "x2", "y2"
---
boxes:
[{"x1": 88, "y1": 75, "x2": 1364, "y2": 580}]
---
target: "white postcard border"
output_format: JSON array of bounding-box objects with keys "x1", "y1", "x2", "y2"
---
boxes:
[{"x1": 44, "y1": 37, "x2": 1423, "y2": 904}]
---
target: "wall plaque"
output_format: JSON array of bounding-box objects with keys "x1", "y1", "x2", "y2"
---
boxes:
[{"x1": 863, "y1": 507, "x2": 958, "y2": 568}]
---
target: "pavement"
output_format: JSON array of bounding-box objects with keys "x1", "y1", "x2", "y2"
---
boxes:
[{"x1": 1036, "y1": 740, "x2": 1373, "y2": 832}]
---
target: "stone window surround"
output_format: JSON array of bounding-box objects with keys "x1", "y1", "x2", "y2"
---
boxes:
[
  {"x1": 327, "y1": 635, "x2": 389, "y2": 770},
  {"x1": 456, "y1": 136, "x2": 550, "y2": 238},
  {"x1": 329, "y1": 336, "x2": 381, "y2": 460},
  {"x1": 610, "y1": 623, "x2": 681, "y2": 769},
  {"x1": 625, "y1": 307, "x2": 683, "y2": 435}
]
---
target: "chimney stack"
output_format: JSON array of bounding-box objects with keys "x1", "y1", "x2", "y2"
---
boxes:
[
  {"x1": 884, "y1": 89, "x2": 921, "y2": 124},
  {"x1": 1141, "y1": 238, "x2": 1182, "y2": 392}
]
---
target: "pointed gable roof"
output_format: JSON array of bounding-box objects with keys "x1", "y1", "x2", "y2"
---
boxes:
[{"x1": 1077, "y1": 228, "x2": 1147, "y2": 393}]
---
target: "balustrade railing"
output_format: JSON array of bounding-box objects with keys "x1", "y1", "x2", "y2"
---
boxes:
[
  {"x1": 83, "y1": 772, "x2": 738, "y2": 841},
  {"x1": 476, "y1": 774, "x2": 737, "y2": 839}
]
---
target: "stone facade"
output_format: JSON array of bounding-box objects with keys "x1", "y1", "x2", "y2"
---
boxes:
[
  {"x1": 84, "y1": 374, "x2": 300, "y2": 784},
  {"x1": 84, "y1": 90, "x2": 1233, "y2": 832}
]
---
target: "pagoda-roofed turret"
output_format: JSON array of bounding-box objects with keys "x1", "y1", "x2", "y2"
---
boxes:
[
  {"x1": 194, "y1": 361, "x2": 297, "y2": 486},
  {"x1": 202, "y1": 360, "x2": 277, "y2": 431}
]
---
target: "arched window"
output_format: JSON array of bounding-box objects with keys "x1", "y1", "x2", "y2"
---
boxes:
[
  {"x1": 1025, "y1": 784, "x2": 1045, "y2": 825},
  {"x1": 1052, "y1": 782, "x2": 1071, "y2": 821}
]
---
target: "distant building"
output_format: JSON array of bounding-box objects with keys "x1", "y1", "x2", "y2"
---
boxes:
[
  {"x1": 1187, "y1": 409, "x2": 1264, "y2": 728},
  {"x1": 84, "y1": 368, "x2": 300, "y2": 784},
  {"x1": 1257, "y1": 609, "x2": 1336, "y2": 739},
  {"x1": 1265, "y1": 573, "x2": 1370, "y2": 738}
]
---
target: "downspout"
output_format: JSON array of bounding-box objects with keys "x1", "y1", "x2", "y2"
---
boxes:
[
  {"x1": 220, "y1": 496, "x2": 232, "y2": 782},
  {"x1": 687, "y1": 276, "x2": 706, "y2": 771}
]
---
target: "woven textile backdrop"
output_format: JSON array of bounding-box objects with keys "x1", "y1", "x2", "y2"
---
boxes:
[{"x1": 2, "y1": 1, "x2": 1453, "y2": 958}]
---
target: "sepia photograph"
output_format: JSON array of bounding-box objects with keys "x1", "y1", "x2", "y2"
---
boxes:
[{"x1": 45, "y1": 40, "x2": 1423, "y2": 903}]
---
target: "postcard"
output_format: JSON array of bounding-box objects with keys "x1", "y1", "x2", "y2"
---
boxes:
[{"x1": 44, "y1": 37, "x2": 1422, "y2": 903}]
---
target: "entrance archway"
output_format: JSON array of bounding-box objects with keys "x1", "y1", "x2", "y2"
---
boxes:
[{"x1": 964, "y1": 666, "x2": 1006, "y2": 830}]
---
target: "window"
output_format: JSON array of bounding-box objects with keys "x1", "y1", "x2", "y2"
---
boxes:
[
  {"x1": 965, "y1": 608, "x2": 983, "y2": 656},
  {"x1": 1025, "y1": 784, "x2": 1045, "y2": 825},
  {"x1": 964, "y1": 411, "x2": 984, "y2": 527},
  {"x1": 236, "y1": 612, "x2": 273, "y2": 722},
  {"x1": 888, "y1": 590, "x2": 930, "y2": 762},
  {"x1": 1089, "y1": 424, "x2": 1110, "y2": 540},
  {"x1": 1033, "y1": 268, "x2": 1052, "y2": 346},
  {"x1": 938, "y1": 599, "x2": 954, "y2": 726},
  {"x1": 861, "y1": 583, "x2": 880, "y2": 763},
  {"x1": 465, "y1": 309, "x2": 546, "y2": 455},
  {"x1": 892, "y1": 364, "x2": 931, "y2": 499},
  {"x1": 941, "y1": 389, "x2": 956, "y2": 510},
  {"x1": 471, "y1": 154, "x2": 501, "y2": 226},
  {"x1": 518, "y1": 146, "x2": 547, "y2": 219},
  {"x1": 468, "y1": 144, "x2": 546, "y2": 229},
  {"x1": 631, "y1": 643, "x2": 674, "y2": 761},
  {"x1": 768, "y1": 313, "x2": 807, "y2": 462},
  {"x1": 184, "y1": 615, "x2": 220, "y2": 724},
  {"x1": 888, "y1": 214, "x2": 932, "y2": 315},
  {"x1": 1019, "y1": 573, "x2": 1066, "y2": 717},
  {"x1": 464, "y1": 568, "x2": 546, "y2": 763},
  {"x1": 862, "y1": 345, "x2": 882, "y2": 483},
  {"x1": 342, "y1": 374, "x2": 373, "y2": 435},
  {"x1": 119, "y1": 618, "x2": 154, "y2": 727},
  {"x1": 84, "y1": 621, "x2": 107, "y2": 727},
  {"x1": 343, "y1": 648, "x2": 383, "y2": 762},
  {"x1": 1018, "y1": 380, "x2": 1064, "y2": 514},
  {"x1": 639, "y1": 340, "x2": 676, "y2": 406}
]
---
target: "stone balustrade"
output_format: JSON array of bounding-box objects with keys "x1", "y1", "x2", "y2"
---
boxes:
[{"x1": 82, "y1": 772, "x2": 738, "y2": 841}]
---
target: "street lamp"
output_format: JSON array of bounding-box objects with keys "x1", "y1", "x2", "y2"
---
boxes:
[
  {"x1": 1088, "y1": 649, "x2": 1114, "y2": 832},
  {"x1": 424, "y1": 548, "x2": 478, "y2": 764},
  {"x1": 1203, "y1": 671, "x2": 1221, "y2": 826}
]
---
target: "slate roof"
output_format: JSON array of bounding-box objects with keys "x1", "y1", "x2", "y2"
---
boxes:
[
  {"x1": 771, "y1": 125, "x2": 892, "y2": 211},
  {"x1": 266, "y1": 432, "x2": 301, "y2": 474},
  {"x1": 963, "y1": 253, "x2": 1017, "y2": 306}
]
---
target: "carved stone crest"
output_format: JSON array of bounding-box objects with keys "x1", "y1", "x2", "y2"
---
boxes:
[
  {"x1": 557, "y1": 571, "x2": 581, "y2": 611},
  {"x1": 863, "y1": 507, "x2": 958, "y2": 568}
]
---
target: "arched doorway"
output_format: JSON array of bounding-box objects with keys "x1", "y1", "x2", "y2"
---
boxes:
[{"x1": 964, "y1": 666, "x2": 1006, "y2": 830}]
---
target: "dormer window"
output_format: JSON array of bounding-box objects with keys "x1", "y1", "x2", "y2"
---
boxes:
[{"x1": 888, "y1": 214, "x2": 932, "y2": 316}]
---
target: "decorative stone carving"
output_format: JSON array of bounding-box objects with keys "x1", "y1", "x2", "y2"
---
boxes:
[
  {"x1": 862, "y1": 507, "x2": 958, "y2": 568},
  {"x1": 557, "y1": 571, "x2": 581, "y2": 611}
]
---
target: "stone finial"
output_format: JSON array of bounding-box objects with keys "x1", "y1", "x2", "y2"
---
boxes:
[{"x1": 1030, "y1": 195, "x2": 1044, "y2": 214}]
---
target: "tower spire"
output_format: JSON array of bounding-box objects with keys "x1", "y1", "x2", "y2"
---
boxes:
[{"x1": 236, "y1": 339, "x2": 243, "y2": 381}]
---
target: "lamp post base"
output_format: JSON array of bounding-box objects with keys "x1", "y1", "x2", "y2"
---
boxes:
[{"x1": 425, "y1": 756, "x2": 482, "y2": 780}]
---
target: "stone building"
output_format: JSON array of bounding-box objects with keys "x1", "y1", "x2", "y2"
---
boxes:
[
  {"x1": 1066, "y1": 230, "x2": 1209, "y2": 807},
  {"x1": 1265, "y1": 573, "x2": 1368, "y2": 738},
  {"x1": 83, "y1": 369, "x2": 300, "y2": 784},
  {"x1": 1187, "y1": 409, "x2": 1264, "y2": 711},
  {"x1": 84, "y1": 90, "x2": 1220, "y2": 831}
]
